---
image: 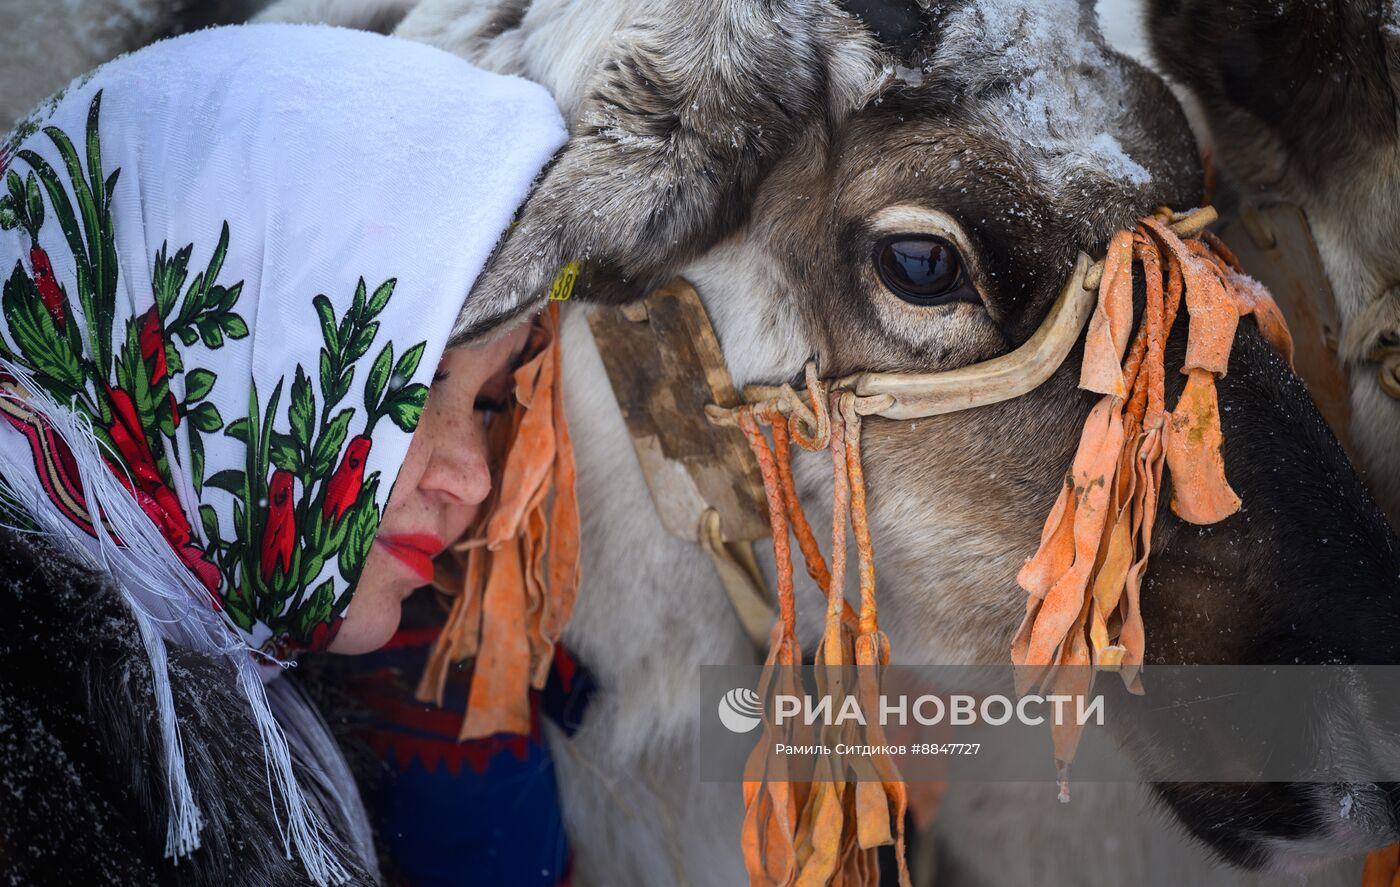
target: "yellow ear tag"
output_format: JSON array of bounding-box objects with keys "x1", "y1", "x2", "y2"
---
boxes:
[{"x1": 548, "y1": 260, "x2": 581, "y2": 301}]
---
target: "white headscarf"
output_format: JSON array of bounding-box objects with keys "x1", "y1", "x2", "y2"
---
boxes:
[{"x1": 0, "y1": 23, "x2": 564, "y2": 882}]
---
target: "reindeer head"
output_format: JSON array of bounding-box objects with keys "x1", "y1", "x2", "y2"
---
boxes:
[{"x1": 432, "y1": 0, "x2": 1400, "y2": 872}]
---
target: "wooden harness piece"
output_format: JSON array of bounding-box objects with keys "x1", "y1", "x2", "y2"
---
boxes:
[
  {"x1": 582, "y1": 205, "x2": 1357, "y2": 887},
  {"x1": 587, "y1": 280, "x2": 776, "y2": 645}
]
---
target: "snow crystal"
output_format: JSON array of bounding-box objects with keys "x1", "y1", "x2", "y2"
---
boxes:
[
  {"x1": 1386, "y1": 0, "x2": 1400, "y2": 40},
  {"x1": 931, "y1": 0, "x2": 1155, "y2": 192},
  {"x1": 893, "y1": 65, "x2": 925, "y2": 88},
  {"x1": 1085, "y1": 132, "x2": 1150, "y2": 185}
]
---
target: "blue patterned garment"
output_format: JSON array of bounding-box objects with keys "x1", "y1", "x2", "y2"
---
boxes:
[{"x1": 336, "y1": 590, "x2": 594, "y2": 887}]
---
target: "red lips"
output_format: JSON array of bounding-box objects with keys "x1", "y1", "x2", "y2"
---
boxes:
[{"x1": 375, "y1": 533, "x2": 445, "y2": 583}]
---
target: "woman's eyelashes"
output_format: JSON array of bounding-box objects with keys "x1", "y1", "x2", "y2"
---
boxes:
[
  {"x1": 475, "y1": 394, "x2": 509, "y2": 414},
  {"x1": 475, "y1": 366, "x2": 516, "y2": 414}
]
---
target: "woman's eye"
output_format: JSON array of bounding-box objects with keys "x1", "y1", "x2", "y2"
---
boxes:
[
  {"x1": 475, "y1": 396, "x2": 509, "y2": 414},
  {"x1": 874, "y1": 234, "x2": 973, "y2": 306}
]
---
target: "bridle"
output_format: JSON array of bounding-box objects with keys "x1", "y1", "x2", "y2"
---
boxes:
[
  {"x1": 584, "y1": 204, "x2": 1299, "y2": 887},
  {"x1": 729, "y1": 207, "x2": 1216, "y2": 425},
  {"x1": 588, "y1": 206, "x2": 1220, "y2": 649}
]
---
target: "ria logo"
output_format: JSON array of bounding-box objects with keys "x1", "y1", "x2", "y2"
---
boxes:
[{"x1": 718, "y1": 688, "x2": 763, "y2": 733}]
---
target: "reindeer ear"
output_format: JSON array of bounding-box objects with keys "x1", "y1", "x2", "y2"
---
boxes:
[
  {"x1": 1143, "y1": 0, "x2": 1400, "y2": 252},
  {"x1": 837, "y1": 0, "x2": 929, "y2": 48},
  {"x1": 447, "y1": 2, "x2": 862, "y2": 341},
  {"x1": 1146, "y1": 0, "x2": 1394, "y2": 180}
]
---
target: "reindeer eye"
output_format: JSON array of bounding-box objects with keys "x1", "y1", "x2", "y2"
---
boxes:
[{"x1": 874, "y1": 235, "x2": 970, "y2": 305}]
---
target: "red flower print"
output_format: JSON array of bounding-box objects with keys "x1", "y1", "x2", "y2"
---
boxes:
[
  {"x1": 138, "y1": 307, "x2": 179, "y2": 425},
  {"x1": 178, "y1": 544, "x2": 223, "y2": 599},
  {"x1": 5, "y1": 98, "x2": 228, "y2": 621},
  {"x1": 29, "y1": 246, "x2": 65, "y2": 329},
  {"x1": 260, "y1": 469, "x2": 296, "y2": 582},
  {"x1": 107, "y1": 389, "x2": 204, "y2": 560},
  {"x1": 305, "y1": 616, "x2": 344, "y2": 653},
  {"x1": 102, "y1": 384, "x2": 220, "y2": 597},
  {"x1": 323, "y1": 434, "x2": 370, "y2": 525},
  {"x1": 105, "y1": 385, "x2": 163, "y2": 492},
  {"x1": 130, "y1": 485, "x2": 221, "y2": 597}
]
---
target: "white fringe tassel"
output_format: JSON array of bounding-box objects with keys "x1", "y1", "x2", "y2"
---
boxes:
[{"x1": 0, "y1": 361, "x2": 349, "y2": 885}]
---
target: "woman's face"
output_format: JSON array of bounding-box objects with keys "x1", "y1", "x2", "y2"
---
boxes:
[{"x1": 328, "y1": 322, "x2": 531, "y2": 654}]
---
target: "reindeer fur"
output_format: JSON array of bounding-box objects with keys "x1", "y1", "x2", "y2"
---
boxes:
[
  {"x1": 6, "y1": 1, "x2": 1399, "y2": 884},
  {"x1": 1149, "y1": 0, "x2": 1400, "y2": 529}
]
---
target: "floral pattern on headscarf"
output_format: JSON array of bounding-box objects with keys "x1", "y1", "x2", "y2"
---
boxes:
[
  {"x1": 0, "y1": 25, "x2": 567, "y2": 876},
  {"x1": 0, "y1": 92, "x2": 428, "y2": 654}
]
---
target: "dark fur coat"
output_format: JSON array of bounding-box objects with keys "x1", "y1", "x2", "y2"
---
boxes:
[{"x1": 0, "y1": 525, "x2": 378, "y2": 886}]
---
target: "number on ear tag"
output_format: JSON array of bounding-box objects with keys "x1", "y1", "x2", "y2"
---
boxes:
[{"x1": 548, "y1": 260, "x2": 582, "y2": 301}]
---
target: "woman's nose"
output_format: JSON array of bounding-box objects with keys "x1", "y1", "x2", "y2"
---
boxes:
[{"x1": 417, "y1": 428, "x2": 493, "y2": 507}]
